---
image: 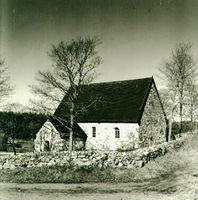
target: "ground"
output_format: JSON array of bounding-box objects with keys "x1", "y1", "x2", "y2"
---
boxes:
[
  {"x1": 0, "y1": 133, "x2": 197, "y2": 200},
  {"x1": 0, "y1": 172, "x2": 197, "y2": 200},
  {"x1": 0, "y1": 148, "x2": 197, "y2": 200}
]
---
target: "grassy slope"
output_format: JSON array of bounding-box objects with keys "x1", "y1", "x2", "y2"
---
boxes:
[{"x1": 0, "y1": 133, "x2": 197, "y2": 190}]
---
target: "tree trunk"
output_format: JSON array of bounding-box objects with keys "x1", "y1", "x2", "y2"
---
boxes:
[
  {"x1": 11, "y1": 137, "x2": 17, "y2": 155},
  {"x1": 179, "y1": 102, "x2": 182, "y2": 137},
  {"x1": 168, "y1": 118, "x2": 172, "y2": 142},
  {"x1": 10, "y1": 121, "x2": 17, "y2": 155},
  {"x1": 12, "y1": 142, "x2": 17, "y2": 155},
  {"x1": 190, "y1": 103, "x2": 194, "y2": 131},
  {"x1": 69, "y1": 102, "x2": 74, "y2": 152}
]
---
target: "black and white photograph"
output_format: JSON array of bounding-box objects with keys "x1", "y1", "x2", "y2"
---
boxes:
[{"x1": 0, "y1": 0, "x2": 197, "y2": 199}]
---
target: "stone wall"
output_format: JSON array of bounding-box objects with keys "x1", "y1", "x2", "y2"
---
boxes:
[
  {"x1": 0, "y1": 138, "x2": 184, "y2": 170},
  {"x1": 139, "y1": 84, "x2": 167, "y2": 147}
]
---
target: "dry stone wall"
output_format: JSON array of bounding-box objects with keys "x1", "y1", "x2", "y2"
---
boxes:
[{"x1": 0, "y1": 138, "x2": 185, "y2": 170}]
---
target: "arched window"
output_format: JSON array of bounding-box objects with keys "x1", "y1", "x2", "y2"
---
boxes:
[{"x1": 115, "y1": 127, "x2": 120, "y2": 138}]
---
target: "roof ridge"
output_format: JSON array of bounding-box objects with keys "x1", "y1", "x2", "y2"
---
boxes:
[{"x1": 88, "y1": 77, "x2": 153, "y2": 86}]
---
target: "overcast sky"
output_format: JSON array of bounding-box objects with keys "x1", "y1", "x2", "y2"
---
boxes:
[{"x1": 0, "y1": 0, "x2": 197, "y2": 106}]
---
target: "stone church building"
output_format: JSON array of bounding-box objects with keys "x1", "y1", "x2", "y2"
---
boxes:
[{"x1": 34, "y1": 77, "x2": 167, "y2": 152}]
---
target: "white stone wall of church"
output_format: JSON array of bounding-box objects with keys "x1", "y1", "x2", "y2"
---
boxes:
[{"x1": 78, "y1": 123, "x2": 139, "y2": 150}]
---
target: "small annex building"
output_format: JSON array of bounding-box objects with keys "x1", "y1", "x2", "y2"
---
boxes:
[
  {"x1": 34, "y1": 77, "x2": 167, "y2": 152},
  {"x1": 34, "y1": 119, "x2": 87, "y2": 152}
]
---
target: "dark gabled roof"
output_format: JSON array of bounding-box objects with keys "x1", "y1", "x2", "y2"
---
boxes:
[
  {"x1": 55, "y1": 77, "x2": 154, "y2": 123},
  {"x1": 48, "y1": 118, "x2": 87, "y2": 139}
]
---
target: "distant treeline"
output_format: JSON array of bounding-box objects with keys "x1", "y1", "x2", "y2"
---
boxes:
[
  {"x1": 0, "y1": 111, "x2": 196, "y2": 141},
  {"x1": 0, "y1": 111, "x2": 47, "y2": 140},
  {"x1": 172, "y1": 121, "x2": 197, "y2": 135}
]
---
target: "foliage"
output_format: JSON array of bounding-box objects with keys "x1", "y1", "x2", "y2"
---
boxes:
[
  {"x1": 0, "y1": 132, "x2": 7, "y2": 151},
  {"x1": 0, "y1": 111, "x2": 47, "y2": 141},
  {"x1": 0, "y1": 111, "x2": 47, "y2": 153},
  {"x1": 117, "y1": 131, "x2": 138, "y2": 151},
  {"x1": 171, "y1": 121, "x2": 197, "y2": 135},
  {"x1": 3, "y1": 140, "x2": 34, "y2": 153}
]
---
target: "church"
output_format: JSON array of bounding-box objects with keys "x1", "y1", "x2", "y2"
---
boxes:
[{"x1": 34, "y1": 77, "x2": 167, "y2": 152}]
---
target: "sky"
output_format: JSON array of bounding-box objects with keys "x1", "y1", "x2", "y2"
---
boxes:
[{"x1": 0, "y1": 0, "x2": 198, "y2": 106}]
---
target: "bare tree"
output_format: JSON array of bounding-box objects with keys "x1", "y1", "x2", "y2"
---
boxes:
[
  {"x1": 31, "y1": 37, "x2": 102, "y2": 151},
  {"x1": 5, "y1": 112, "x2": 17, "y2": 155},
  {"x1": 185, "y1": 76, "x2": 198, "y2": 130},
  {"x1": 0, "y1": 57, "x2": 14, "y2": 153},
  {"x1": 159, "y1": 89, "x2": 177, "y2": 141},
  {"x1": 3, "y1": 102, "x2": 27, "y2": 113},
  {"x1": 0, "y1": 58, "x2": 12, "y2": 105},
  {"x1": 159, "y1": 43, "x2": 196, "y2": 137}
]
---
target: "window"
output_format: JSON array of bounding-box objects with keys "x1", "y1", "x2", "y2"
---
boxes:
[
  {"x1": 92, "y1": 127, "x2": 96, "y2": 137},
  {"x1": 115, "y1": 127, "x2": 120, "y2": 138}
]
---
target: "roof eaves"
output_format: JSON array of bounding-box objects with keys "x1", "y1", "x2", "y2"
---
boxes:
[{"x1": 137, "y1": 77, "x2": 153, "y2": 125}]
